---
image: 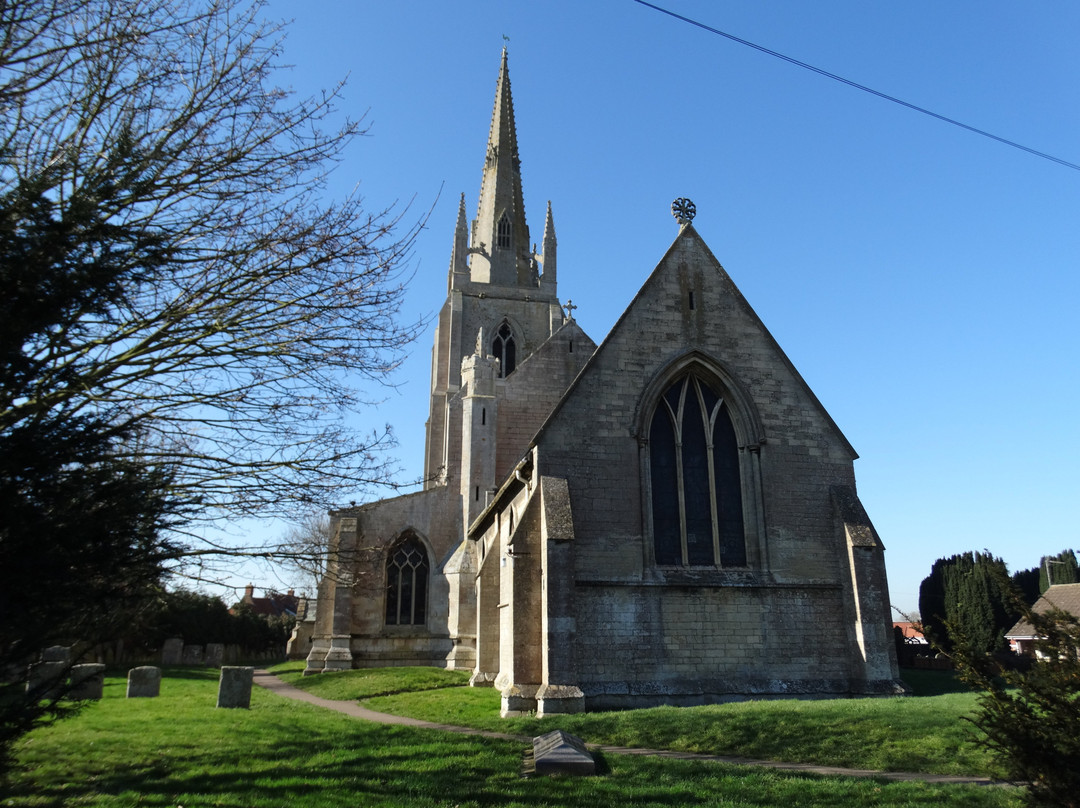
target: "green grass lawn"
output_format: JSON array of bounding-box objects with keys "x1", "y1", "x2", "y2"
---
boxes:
[
  {"x1": 271, "y1": 663, "x2": 994, "y2": 778},
  {"x1": 3, "y1": 666, "x2": 1019, "y2": 808}
]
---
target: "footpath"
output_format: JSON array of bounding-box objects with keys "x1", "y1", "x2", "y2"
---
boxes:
[{"x1": 253, "y1": 670, "x2": 998, "y2": 787}]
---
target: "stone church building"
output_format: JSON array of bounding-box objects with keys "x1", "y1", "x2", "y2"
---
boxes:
[{"x1": 304, "y1": 51, "x2": 902, "y2": 714}]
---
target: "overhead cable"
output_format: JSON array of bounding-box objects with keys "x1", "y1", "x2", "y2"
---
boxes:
[{"x1": 632, "y1": 0, "x2": 1080, "y2": 173}]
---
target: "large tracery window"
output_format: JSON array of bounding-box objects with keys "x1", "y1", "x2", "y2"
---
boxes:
[
  {"x1": 650, "y1": 373, "x2": 746, "y2": 567},
  {"x1": 491, "y1": 320, "x2": 516, "y2": 377},
  {"x1": 385, "y1": 533, "x2": 429, "y2": 626}
]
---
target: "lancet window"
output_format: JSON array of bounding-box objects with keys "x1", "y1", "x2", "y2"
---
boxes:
[
  {"x1": 385, "y1": 533, "x2": 429, "y2": 626},
  {"x1": 496, "y1": 212, "x2": 512, "y2": 249},
  {"x1": 649, "y1": 373, "x2": 746, "y2": 567},
  {"x1": 491, "y1": 320, "x2": 516, "y2": 377}
]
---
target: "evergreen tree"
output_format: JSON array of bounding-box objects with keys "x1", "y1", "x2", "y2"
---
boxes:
[
  {"x1": 951, "y1": 577, "x2": 1080, "y2": 807},
  {"x1": 918, "y1": 552, "x2": 1017, "y2": 654},
  {"x1": 1038, "y1": 549, "x2": 1079, "y2": 594},
  {"x1": 1011, "y1": 566, "x2": 1041, "y2": 606}
]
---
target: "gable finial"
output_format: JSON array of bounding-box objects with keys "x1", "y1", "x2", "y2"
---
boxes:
[{"x1": 671, "y1": 197, "x2": 696, "y2": 226}]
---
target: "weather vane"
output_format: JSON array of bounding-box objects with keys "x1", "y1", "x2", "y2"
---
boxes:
[{"x1": 671, "y1": 198, "x2": 696, "y2": 225}]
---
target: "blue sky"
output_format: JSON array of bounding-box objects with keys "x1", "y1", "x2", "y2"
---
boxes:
[{"x1": 248, "y1": 1, "x2": 1079, "y2": 616}]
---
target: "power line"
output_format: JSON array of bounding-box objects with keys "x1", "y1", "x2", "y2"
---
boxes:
[{"x1": 632, "y1": 0, "x2": 1080, "y2": 173}]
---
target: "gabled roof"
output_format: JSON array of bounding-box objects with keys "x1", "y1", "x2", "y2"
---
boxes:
[
  {"x1": 1006, "y1": 583, "x2": 1080, "y2": 638},
  {"x1": 529, "y1": 222, "x2": 858, "y2": 458}
]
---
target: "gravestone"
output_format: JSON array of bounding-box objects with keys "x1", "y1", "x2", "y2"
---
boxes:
[
  {"x1": 181, "y1": 644, "x2": 203, "y2": 666},
  {"x1": 69, "y1": 663, "x2": 106, "y2": 700},
  {"x1": 216, "y1": 666, "x2": 254, "y2": 709},
  {"x1": 525, "y1": 730, "x2": 596, "y2": 776},
  {"x1": 41, "y1": 645, "x2": 71, "y2": 663},
  {"x1": 127, "y1": 666, "x2": 161, "y2": 698},
  {"x1": 26, "y1": 661, "x2": 66, "y2": 700},
  {"x1": 161, "y1": 638, "x2": 183, "y2": 665},
  {"x1": 204, "y1": 643, "x2": 225, "y2": 668}
]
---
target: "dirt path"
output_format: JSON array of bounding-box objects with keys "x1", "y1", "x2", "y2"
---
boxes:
[{"x1": 254, "y1": 669, "x2": 1000, "y2": 786}]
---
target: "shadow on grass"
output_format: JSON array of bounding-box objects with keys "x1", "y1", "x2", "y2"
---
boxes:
[
  {"x1": 9, "y1": 724, "x2": 1000, "y2": 808},
  {"x1": 900, "y1": 669, "x2": 974, "y2": 696}
]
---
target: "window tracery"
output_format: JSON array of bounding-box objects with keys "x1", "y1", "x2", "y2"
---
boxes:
[
  {"x1": 496, "y1": 212, "x2": 512, "y2": 249},
  {"x1": 385, "y1": 533, "x2": 429, "y2": 626},
  {"x1": 491, "y1": 320, "x2": 516, "y2": 377},
  {"x1": 649, "y1": 373, "x2": 746, "y2": 567}
]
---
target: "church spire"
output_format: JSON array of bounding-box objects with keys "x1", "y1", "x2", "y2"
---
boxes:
[{"x1": 471, "y1": 48, "x2": 532, "y2": 287}]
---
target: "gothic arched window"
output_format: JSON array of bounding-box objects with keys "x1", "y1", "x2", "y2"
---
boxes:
[
  {"x1": 385, "y1": 533, "x2": 429, "y2": 626},
  {"x1": 496, "y1": 212, "x2": 512, "y2": 249},
  {"x1": 650, "y1": 373, "x2": 746, "y2": 567},
  {"x1": 491, "y1": 320, "x2": 516, "y2": 377}
]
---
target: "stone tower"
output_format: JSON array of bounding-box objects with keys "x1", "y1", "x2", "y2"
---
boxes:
[{"x1": 423, "y1": 49, "x2": 566, "y2": 492}]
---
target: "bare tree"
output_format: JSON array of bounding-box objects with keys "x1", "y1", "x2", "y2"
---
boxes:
[
  {"x1": 277, "y1": 512, "x2": 332, "y2": 595},
  {"x1": 0, "y1": 0, "x2": 423, "y2": 536}
]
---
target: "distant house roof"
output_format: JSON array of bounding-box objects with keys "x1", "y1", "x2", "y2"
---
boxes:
[
  {"x1": 893, "y1": 622, "x2": 927, "y2": 643},
  {"x1": 239, "y1": 584, "x2": 299, "y2": 618},
  {"x1": 1005, "y1": 583, "x2": 1080, "y2": 639}
]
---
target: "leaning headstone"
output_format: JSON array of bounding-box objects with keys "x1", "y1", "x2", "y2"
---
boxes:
[
  {"x1": 26, "y1": 661, "x2": 66, "y2": 700},
  {"x1": 216, "y1": 666, "x2": 254, "y2": 709},
  {"x1": 161, "y1": 638, "x2": 183, "y2": 665},
  {"x1": 127, "y1": 666, "x2": 161, "y2": 698},
  {"x1": 41, "y1": 645, "x2": 71, "y2": 664},
  {"x1": 525, "y1": 730, "x2": 596, "y2": 777},
  {"x1": 69, "y1": 663, "x2": 106, "y2": 700},
  {"x1": 181, "y1": 644, "x2": 204, "y2": 666},
  {"x1": 204, "y1": 643, "x2": 225, "y2": 668}
]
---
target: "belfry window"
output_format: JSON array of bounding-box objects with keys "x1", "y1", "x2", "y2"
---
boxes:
[
  {"x1": 385, "y1": 533, "x2": 428, "y2": 626},
  {"x1": 491, "y1": 320, "x2": 516, "y2": 377},
  {"x1": 650, "y1": 373, "x2": 746, "y2": 567},
  {"x1": 496, "y1": 212, "x2": 512, "y2": 249}
]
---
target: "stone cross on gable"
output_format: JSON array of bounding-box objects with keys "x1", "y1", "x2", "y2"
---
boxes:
[{"x1": 563, "y1": 299, "x2": 577, "y2": 320}]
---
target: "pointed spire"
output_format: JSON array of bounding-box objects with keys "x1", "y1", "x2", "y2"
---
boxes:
[
  {"x1": 471, "y1": 48, "x2": 530, "y2": 286},
  {"x1": 539, "y1": 200, "x2": 557, "y2": 291},
  {"x1": 448, "y1": 192, "x2": 469, "y2": 291}
]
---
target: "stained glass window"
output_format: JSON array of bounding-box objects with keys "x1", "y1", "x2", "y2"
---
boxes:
[
  {"x1": 650, "y1": 374, "x2": 746, "y2": 567},
  {"x1": 385, "y1": 534, "x2": 429, "y2": 626}
]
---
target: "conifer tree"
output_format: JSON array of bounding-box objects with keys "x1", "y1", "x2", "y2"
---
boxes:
[
  {"x1": 918, "y1": 552, "x2": 1017, "y2": 654},
  {"x1": 950, "y1": 577, "x2": 1080, "y2": 807},
  {"x1": 1038, "y1": 549, "x2": 1079, "y2": 594}
]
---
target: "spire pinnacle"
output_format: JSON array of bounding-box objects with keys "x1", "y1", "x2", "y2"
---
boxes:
[
  {"x1": 539, "y1": 200, "x2": 557, "y2": 291},
  {"x1": 448, "y1": 192, "x2": 469, "y2": 290}
]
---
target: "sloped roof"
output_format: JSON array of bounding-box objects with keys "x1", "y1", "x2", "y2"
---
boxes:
[
  {"x1": 1005, "y1": 583, "x2": 1080, "y2": 638},
  {"x1": 243, "y1": 590, "x2": 299, "y2": 619},
  {"x1": 529, "y1": 222, "x2": 857, "y2": 458}
]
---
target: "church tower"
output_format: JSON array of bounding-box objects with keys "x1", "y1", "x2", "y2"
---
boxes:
[{"x1": 424, "y1": 50, "x2": 566, "y2": 487}]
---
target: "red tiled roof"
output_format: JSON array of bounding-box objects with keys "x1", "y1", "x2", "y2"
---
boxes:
[{"x1": 893, "y1": 622, "x2": 926, "y2": 641}]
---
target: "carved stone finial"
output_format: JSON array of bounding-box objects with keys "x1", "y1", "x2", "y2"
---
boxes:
[
  {"x1": 671, "y1": 198, "x2": 696, "y2": 225},
  {"x1": 563, "y1": 299, "x2": 578, "y2": 319},
  {"x1": 475, "y1": 326, "x2": 486, "y2": 356}
]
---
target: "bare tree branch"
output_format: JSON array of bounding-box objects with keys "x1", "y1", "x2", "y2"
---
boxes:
[{"x1": 1, "y1": 0, "x2": 426, "y2": 534}]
